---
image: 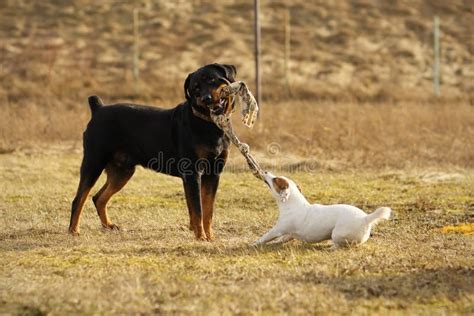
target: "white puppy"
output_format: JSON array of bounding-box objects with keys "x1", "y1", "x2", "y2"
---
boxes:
[{"x1": 254, "y1": 172, "x2": 391, "y2": 247}]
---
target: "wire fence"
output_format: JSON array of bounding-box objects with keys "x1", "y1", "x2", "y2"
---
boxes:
[{"x1": 0, "y1": 0, "x2": 472, "y2": 102}]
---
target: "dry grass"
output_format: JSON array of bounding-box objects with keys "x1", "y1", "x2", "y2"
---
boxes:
[
  {"x1": 1, "y1": 0, "x2": 473, "y2": 168},
  {"x1": 235, "y1": 100, "x2": 474, "y2": 169},
  {"x1": 2, "y1": 99, "x2": 473, "y2": 169},
  {"x1": 0, "y1": 0, "x2": 472, "y2": 103},
  {"x1": 1, "y1": 1, "x2": 473, "y2": 314},
  {"x1": 0, "y1": 152, "x2": 473, "y2": 314}
]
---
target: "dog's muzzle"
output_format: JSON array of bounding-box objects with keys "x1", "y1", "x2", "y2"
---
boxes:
[
  {"x1": 208, "y1": 83, "x2": 233, "y2": 115},
  {"x1": 263, "y1": 171, "x2": 273, "y2": 188},
  {"x1": 209, "y1": 98, "x2": 228, "y2": 115}
]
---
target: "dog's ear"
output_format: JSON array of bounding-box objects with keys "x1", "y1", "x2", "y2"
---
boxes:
[
  {"x1": 184, "y1": 72, "x2": 193, "y2": 101},
  {"x1": 223, "y1": 64, "x2": 237, "y2": 81},
  {"x1": 273, "y1": 177, "x2": 290, "y2": 203},
  {"x1": 215, "y1": 64, "x2": 237, "y2": 82}
]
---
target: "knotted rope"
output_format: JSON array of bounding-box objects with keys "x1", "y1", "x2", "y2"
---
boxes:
[{"x1": 210, "y1": 82, "x2": 265, "y2": 181}]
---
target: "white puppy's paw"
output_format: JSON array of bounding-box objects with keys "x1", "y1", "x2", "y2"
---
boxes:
[
  {"x1": 251, "y1": 239, "x2": 265, "y2": 247},
  {"x1": 328, "y1": 244, "x2": 340, "y2": 251}
]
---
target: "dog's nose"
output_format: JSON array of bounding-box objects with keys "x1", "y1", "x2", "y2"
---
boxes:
[{"x1": 202, "y1": 94, "x2": 213, "y2": 104}]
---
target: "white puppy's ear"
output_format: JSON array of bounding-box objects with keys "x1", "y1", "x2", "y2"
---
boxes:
[{"x1": 273, "y1": 177, "x2": 290, "y2": 203}]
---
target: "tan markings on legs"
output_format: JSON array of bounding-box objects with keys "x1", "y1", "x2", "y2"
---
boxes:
[
  {"x1": 193, "y1": 212, "x2": 206, "y2": 240},
  {"x1": 183, "y1": 172, "x2": 207, "y2": 240},
  {"x1": 187, "y1": 203, "x2": 205, "y2": 240},
  {"x1": 184, "y1": 192, "x2": 206, "y2": 240},
  {"x1": 201, "y1": 176, "x2": 219, "y2": 241},
  {"x1": 69, "y1": 156, "x2": 105, "y2": 235},
  {"x1": 69, "y1": 181, "x2": 94, "y2": 235},
  {"x1": 92, "y1": 165, "x2": 135, "y2": 230},
  {"x1": 201, "y1": 186, "x2": 214, "y2": 241}
]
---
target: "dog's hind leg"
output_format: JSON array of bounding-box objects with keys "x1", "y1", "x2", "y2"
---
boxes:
[
  {"x1": 201, "y1": 174, "x2": 220, "y2": 241},
  {"x1": 69, "y1": 157, "x2": 105, "y2": 235},
  {"x1": 92, "y1": 164, "x2": 135, "y2": 230}
]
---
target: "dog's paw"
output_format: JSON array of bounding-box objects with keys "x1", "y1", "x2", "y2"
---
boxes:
[
  {"x1": 195, "y1": 235, "x2": 208, "y2": 241},
  {"x1": 250, "y1": 241, "x2": 262, "y2": 248},
  {"x1": 205, "y1": 232, "x2": 215, "y2": 242},
  {"x1": 328, "y1": 244, "x2": 340, "y2": 251},
  {"x1": 109, "y1": 224, "x2": 120, "y2": 230},
  {"x1": 102, "y1": 223, "x2": 120, "y2": 231}
]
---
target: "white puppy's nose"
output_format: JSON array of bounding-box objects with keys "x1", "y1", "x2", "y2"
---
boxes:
[{"x1": 263, "y1": 171, "x2": 275, "y2": 183}]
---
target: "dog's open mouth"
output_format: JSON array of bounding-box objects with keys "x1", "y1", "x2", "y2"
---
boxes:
[
  {"x1": 208, "y1": 83, "x2": 232, "y2": 115},
  {"x1": 209, "y1": 98, "x2": 228, "y2": 115}
]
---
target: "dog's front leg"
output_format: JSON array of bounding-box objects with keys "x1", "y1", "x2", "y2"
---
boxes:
[
  {"x1": 201, "y1": 174, "x2": 220, "y2": 241},
  {"x1": 253, "y1": 226, "x2": 284, "y2": 245},
  {"x1": 183, "y1": 174, "x2": 206, "y2": 240}
]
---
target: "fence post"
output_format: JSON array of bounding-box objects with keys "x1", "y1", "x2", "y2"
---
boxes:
[
  {"x1": 284, "y1": 9, "x2": 291, "y2": 96},
  {"x1": 254, "y1": 0, "x2": 261, "y2": 107},
  {"x1": 433, "y1": 15, "x2": 440, "y2": 97},
  {"x1": 133, "y1": 8, "x2": 140, "y2": 96}
]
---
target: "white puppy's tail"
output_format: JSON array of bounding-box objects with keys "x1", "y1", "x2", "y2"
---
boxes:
[{"x1": 365, "y1": 207, "x2": 391, "y2": 225}]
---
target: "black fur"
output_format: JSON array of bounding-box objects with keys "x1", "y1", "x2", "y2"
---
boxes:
[
  {"x1": 87, "y1": 95, "x2": 104, "y2": 113},
  {"x1": 69, "y1": 63, "x2": 236, "y2": 239}
]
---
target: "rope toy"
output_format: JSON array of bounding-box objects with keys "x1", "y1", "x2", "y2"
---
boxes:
[{"x1": 210, "y1": 81, "x2": 265, "y2": 180}]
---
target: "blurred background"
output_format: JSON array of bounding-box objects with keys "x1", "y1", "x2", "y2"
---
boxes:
[{"x1": 0, "y1": 0, "x2": 472, "y2": 168}]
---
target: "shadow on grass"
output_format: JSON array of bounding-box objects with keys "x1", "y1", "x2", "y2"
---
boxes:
[
  {"x1": 292, "y1": 266, "x2": 474, "y2": 303},
  {"x1": 0, "y1": 228, "x2": 65, "y2": 251},
  {"x1": 0, "y1": 302, "x2": 45, "y2": 316},
  {"x1": 126, "y1": 239, "x2": 333, "y2": 257}
]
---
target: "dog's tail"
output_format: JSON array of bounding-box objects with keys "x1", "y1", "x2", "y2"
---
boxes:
[
  {"x1": 365, "y1": 207, "x2": 391, "y2": 226},
  {"x1": 88, "y1": 95, "x2": 104, "y2": 114}
]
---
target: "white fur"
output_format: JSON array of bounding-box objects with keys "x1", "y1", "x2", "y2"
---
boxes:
[{"x1": 254, "y1": 172, "x2": 391, "y2": 247}]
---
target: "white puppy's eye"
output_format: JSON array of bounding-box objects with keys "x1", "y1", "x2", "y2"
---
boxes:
[{"x1": 272, "y1": 177, "x2": 291, "y2": 202}]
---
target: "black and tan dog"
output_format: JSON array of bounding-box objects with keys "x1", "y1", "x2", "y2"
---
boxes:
[{"x1": 69, "y1": 63, "x2": 237, "y2": 240}]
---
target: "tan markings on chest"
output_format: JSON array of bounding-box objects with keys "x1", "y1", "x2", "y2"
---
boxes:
[{"x1": 195, "y1": 144, "x2": 223, "y2": 159}]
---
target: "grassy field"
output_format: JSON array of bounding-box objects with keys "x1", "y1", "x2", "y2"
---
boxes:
[
  {"x1": 0, "y1": 150, "x2": 472, "y2": 314},
  {"x1": 1, "y1": 1, "x2": 473, "y2": 314},
  {"x1": 3, "y1": 100, "x2": 474, "y2": 169}
]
